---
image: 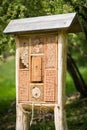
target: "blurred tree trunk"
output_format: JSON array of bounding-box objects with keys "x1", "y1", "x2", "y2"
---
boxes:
[
  {"x1": 64, "y1": 0, "x2": 87, "y2": 97},
  {"x1": 65, "y1": 0, "x2": 87, "y2": 40},
  {"x1": 67, "y1": 53, "x2": 87, "y2": 97}
]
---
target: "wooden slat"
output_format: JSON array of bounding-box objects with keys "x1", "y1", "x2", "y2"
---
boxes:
[{"x1": 32, "y1": 57, "x2": 42, "y2": 82}]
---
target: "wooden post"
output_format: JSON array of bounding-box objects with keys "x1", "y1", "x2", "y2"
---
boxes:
[
  {"x1": 15, "y1": 36, "x2": 19, "y2": 103},
  {"x1": 16, "y1": 104, "x2": 30, "y2": 130},
  {"x1": 15, "y1": 37, "x2": 30, "y2": 130},
  {"x1": 54, "y1": 31, "x2": 68, "y2": 130}
]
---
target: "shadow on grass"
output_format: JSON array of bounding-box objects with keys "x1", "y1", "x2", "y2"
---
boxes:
[{"x1": 0, "y1": 99, "x2": 16, "y2": 130}]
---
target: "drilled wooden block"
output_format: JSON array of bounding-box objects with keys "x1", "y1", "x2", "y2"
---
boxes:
[{"x1": 18, "y1": 70, "x2": 29, "y2": 101}]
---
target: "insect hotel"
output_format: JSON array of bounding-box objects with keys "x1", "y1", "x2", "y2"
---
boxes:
[{"x1": 4, "y1": 13, "x2": 82, "y2": 130}]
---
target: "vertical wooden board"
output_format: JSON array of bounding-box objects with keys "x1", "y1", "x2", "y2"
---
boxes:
[
  {"x1": 16, "y1": 104, "x2": 29, "y2": 130},
  {"x1": 56, "y1": 31, "x2": 68, "y2": 130},
  {"x1": 18, "y1": 70, "x2": 29, "y2": 102},
  {"x1": 32, "y1": 57, "x2": 42, "y2": 82}
]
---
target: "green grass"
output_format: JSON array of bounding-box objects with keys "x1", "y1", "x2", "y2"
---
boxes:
[
  {"x1": 66, "y1": 98, "x2": 87, "y2": 130},
  {"x1": 66, "y1": 72, "x2": 77, "y2": 96},
  {"x1": 80, "y1": 67, "x2": 87, "y2": 84},
  {"x1": 0, "y1": 57, "x2": 16, "y2": 100},
  {"x1": 0, "y1": 57, "x2": 16, "y2": 113}
]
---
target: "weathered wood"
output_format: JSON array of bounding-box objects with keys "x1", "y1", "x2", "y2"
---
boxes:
[
  {"x1": 15, "y1": 36, "x2": 20, "y2": 103},
  {"x1": 15, "y1": 37, "x2": 30, "y2": 130},
  {"x1": 16, "y1": 104, "x2": 30, "y2": 130},
  {"x1": 22, "y1": 102, "x2": 58, "y2": 108},
  {"x1": 54, "y1": 31, "x2": 68, "y2": 130},
  {"x1": 3, "y1": 13, "x2": 82, "y2": 34}
]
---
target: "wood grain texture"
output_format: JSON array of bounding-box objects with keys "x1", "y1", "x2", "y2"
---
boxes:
[
  {"x1": 55, "y1": 31, "x2": 68, "y2": 130},
  {"x1": 15, "y1": 36, "x2": 20, "y2": 103},
  {"x1": 16, "y1": 104, "x2": 29, "y2": 130}
]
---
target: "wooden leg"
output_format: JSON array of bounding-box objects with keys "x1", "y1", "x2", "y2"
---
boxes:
[
  {"x1": 54, "y1": 106, "x2": 59, "y2": 130},
  {"x1": 54, "y1": 106, "x2": 68, "y2": 130},
  {"x1": 16, "y1": 104, "x2": 30, "y2": 130}
]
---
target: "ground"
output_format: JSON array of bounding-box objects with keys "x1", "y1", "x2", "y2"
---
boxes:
[{"x1": 0, "y1": 94, "x2": 87, "y2": 130}]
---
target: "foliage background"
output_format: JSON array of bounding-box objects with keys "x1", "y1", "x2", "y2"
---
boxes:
[
  {"x1": 0, "y1": 0, "x2": 87, "y2": 64},
  {"x1": 0, "y1": 0, "x2": 87, "y2": 130}
]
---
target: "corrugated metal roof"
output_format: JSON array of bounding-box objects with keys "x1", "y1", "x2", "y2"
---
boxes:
[{"x1": 3, "y1": 13, "x2": 83, "y2": 34}]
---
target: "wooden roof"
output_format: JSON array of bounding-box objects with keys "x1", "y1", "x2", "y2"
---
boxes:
[{"x1": 3, "y1": 13, "x2": 83, "y2": 34}]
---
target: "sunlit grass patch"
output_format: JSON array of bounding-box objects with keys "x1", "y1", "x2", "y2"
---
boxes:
[{"x1": 0, "y1": 57, "x2": 16, "y2": 112}]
